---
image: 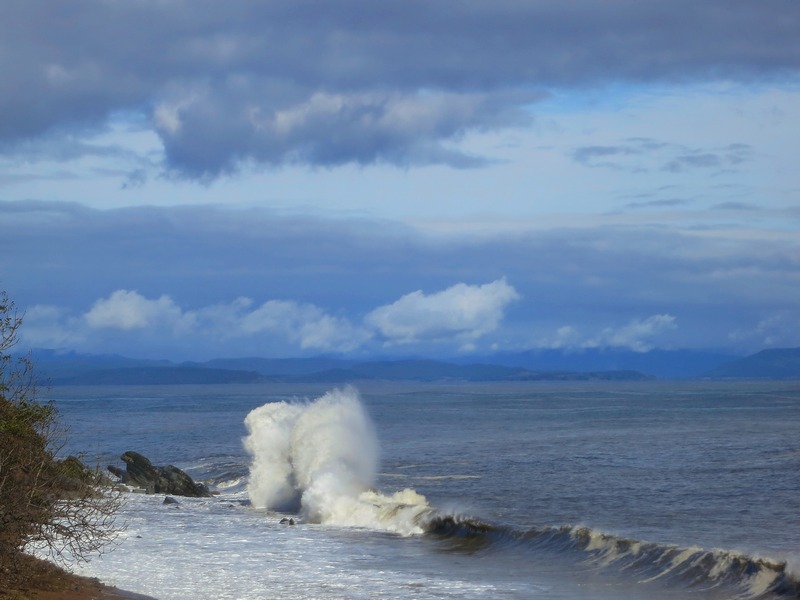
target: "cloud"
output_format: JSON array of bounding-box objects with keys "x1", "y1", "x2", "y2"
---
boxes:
[
  {"x1": 571, "y1": 143, "x2": 649, "y2": 169},
  {"x1": 660, "y1": 147, "x2": 756, "y2": 173},
  {"x1": 19, "y1": 304, "x2": 85, "y2": 349},
  {"x1": 625, "y1": 199, "x2": 692, "y2": 210},
  {"x1": 157, "y1": 89, "x2": 529, "y2": 176},
  {"x1": 572, "y1": 139, "x2": 755, "y2": 174},
  {"x1": 710, "y1": 201, "x2": 759, "y2": 211},
  {"x1": 592, "y1": 314, "x2": 678, "y2": 352},
  {"x1": 6, "y1": 202, "x2": 800, "y2": 357},
  {"x1": 533, "y1": 315, "x2": 678, "y2": 353},
  {"x1": 236, "y1": 300, "x2": 370, "y2": 352},
  {"x1": 75, "y1": 291, "x2": 370, "y2": 354},
  {"x1": 2, "y1": 2, "x2": 798, "y2": 177},
  {"x1": 21, "y1": 280, "x2": 522, "y2": 357},
  {"x1": 728, "y1": 313, "x2": 800, "y2": 349},
  {"x1": 85, "y1": 290, "x2": 183, "y2": 331},
  {"x1": 365, "y1": 279, "x2": 520, "y2": 349}
]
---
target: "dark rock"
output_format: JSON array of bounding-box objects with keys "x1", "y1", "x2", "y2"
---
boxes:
[
  {"x1": 163, "y1": 496, "x2": 180, "y2": 505},
  {"x1": 107, "y1": 451, "x2": 212, "y2": 497}
]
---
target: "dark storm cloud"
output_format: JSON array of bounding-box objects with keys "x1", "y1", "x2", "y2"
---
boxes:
[{"x1": 2, "y1": 1, "x2": 798, "y2": 177}]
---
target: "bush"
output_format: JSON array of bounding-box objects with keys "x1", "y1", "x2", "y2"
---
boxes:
[{"x1": 0, "y1": 292, "x2": 122, "y2": 585}]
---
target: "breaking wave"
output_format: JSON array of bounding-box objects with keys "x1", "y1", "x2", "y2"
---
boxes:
[
  {"x1": 243, "y1": 386, "x2": 799, "y2": 599},
  {"x1": 425, "y1": 515, "x2": 800, "y2": 599},
  {"x1": 243, "y1": 386, "x2": 433, "y2": 535}
]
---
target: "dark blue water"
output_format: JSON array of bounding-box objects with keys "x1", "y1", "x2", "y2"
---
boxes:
[{"x1": 45, "y1": 381, "x2": 800, "y2": 599}]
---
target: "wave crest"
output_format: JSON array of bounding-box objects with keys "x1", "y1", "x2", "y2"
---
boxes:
[{"x1": 423, "y1": 516, "x2": 799, "y2": 598}]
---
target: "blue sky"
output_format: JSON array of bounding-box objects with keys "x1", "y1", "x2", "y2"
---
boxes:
[{"x1": 1, "y1": 1, "x2": 799, "y2": 360}]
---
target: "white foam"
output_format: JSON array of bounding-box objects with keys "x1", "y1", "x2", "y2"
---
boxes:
[
  {"x1": 243, "y1": 386, "x2": 432, "y2": 535},
  {"x1": 244, "y1": 400, "x2": 305, "y2": 510},
  {"x1": 67, "y1": 492, "x2": 512, "y2": 600}
]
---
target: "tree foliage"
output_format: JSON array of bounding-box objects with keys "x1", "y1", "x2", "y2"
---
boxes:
[{"x1": 0, "y1": 292, "x2": 122, "y2": 580}]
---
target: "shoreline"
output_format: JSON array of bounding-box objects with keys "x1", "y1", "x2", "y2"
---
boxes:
[
  {"x1": 0, "y1": 554, "x2": 157, "y2": 600},
  {"x1": 28, "y1": 580, "x2": 157, "y2": 600}
]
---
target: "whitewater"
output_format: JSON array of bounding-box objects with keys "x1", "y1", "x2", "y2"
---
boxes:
[
  {"x1": 243, "y1": 387, "x2": 433, "y2": 535},
  {"x1": 43, "y1": 381, "x2": 800, "y2": 599}
]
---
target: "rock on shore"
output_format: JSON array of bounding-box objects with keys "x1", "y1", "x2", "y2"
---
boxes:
[{"x1": 108, "y1": 451, "x2": 212, "y2": 497}]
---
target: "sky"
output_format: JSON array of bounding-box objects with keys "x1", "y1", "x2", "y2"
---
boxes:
[{"x1": 1, "y1": 1, "x2": 799, "y2": 360}]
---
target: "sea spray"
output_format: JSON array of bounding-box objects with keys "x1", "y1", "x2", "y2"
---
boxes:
[
  {"x1": 243, "y1": 386, "x2": 432, "y2": 534},
  {"x1": 243, "y1": 400, "x2": 304, "y2": 511}
]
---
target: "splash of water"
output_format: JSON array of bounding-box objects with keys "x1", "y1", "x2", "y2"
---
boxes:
[{"x1": 243, "y1": 386, "x2": 432, "y2": 534}]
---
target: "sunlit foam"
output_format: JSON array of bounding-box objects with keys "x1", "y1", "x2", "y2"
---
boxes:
[{"x1": 243, "y1": 386, "x2": 432, "y2": 535}]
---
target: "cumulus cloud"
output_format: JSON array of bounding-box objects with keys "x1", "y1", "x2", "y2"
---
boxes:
[
  {"x1": 76, "y1": 291, "x2": 370, "y2": 354},
  {"x1": 591, "y1": 314, "x2": 678, "y2": 352},
  {"x1": 2, "y1": 2, "x2": 798, "y2": 177},
  {"x1": 365, "y1": 279, "x2": 520, "y2": 349},
  {"x1": 532, "y1": 315, "x2": 678, "y2": 353},
  {"x1": 85, "y1": 290, "x2": 183, "y2": 331},
  {"x1": 21, "y1": 280, "x2": 524, "y2": 357},
  {"x1": 237, "y1": 300, "x2": 370, "y2": 352}
]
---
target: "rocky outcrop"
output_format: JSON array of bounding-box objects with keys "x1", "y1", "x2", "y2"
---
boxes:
[{"x1": 108, "y1": 451, "x2": 212, "y2": 497}]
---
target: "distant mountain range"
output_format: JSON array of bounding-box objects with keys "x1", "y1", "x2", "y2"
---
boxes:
[
  {"x1": 702, "y1": 348, "x2": 800, "y2": 379},
  {"x1": 457, "y1": 348, "x2": 738, "y2": 379},
  {"x1": 30, "y1": 350, "x2": 650, "y2": 385},
  {"x1": 24, "y1": 346, "x2": 800, "y2": 385}
]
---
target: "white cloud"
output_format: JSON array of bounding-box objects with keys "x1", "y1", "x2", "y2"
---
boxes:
[
  {"x1": 65, "y1": 290, "x2": 369, "y2": 354},
  {"x1": 84, "y1": 290, "x2": 183, "y2": 331},
  {"x1": 19, "y1": 285, "x2": 685, "y2": 359},
  {"x1": 153, "y1": 104, "x2": 183, "y2": 135},
  {"x1": 728, "y1": 312, "x2": 800, "y2": 349},
  {"x1": 365, "y1": 279, "x2": 520, "y2": 347},
  {"x1": 184, "y1": 296, "x2": 254, "y2": 334},
  {"x1": 240, "y1": 300, "x2": 370, "y2": 352},
  {"x1": 539, "y1": 325, "x2": 583, "y2": 350},
  {"x1": 19, "y1": 304, "x2": 85, "y2": 349},
  {"x1": 31, "y1": 281, "x2": 520, "y2": 356},
  {"x1": 531, "y1": 315, "x2": 678, "y2": 353},
  {"x1": 591, "y1": 314, "x2": 677, "y2": 352}
]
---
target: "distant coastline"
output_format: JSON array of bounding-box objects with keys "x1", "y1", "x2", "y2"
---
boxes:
[{"x1": 27, "y1": 346, "x2": 800, "y2": 385}]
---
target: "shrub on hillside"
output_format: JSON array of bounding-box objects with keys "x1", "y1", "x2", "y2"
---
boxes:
[{"x1": 0, "y1": 292, "x2": 122, "y2": 587}]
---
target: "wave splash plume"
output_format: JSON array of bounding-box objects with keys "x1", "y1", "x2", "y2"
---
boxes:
[{"x1": 244, "y1": 386, "x2": 432, "y2": 535}]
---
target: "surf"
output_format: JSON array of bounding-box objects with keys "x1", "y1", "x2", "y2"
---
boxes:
[
  {"x1": 243, "y1": 386, "x2": 800, "y2": 599},
  {"x1": 424, "y1": 511, "x2": 800, "y2": 598},
  {"x1": 243, "y1": 386, "x2": 434, "y2": 535}
]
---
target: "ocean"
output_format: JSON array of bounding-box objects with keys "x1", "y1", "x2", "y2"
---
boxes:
[{"x1": 41, "y1": 381, "x2": 800, "y2": 599}]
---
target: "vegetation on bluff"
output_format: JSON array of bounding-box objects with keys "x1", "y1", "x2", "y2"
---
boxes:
[{"x1": 0, "y1": 291, "x2": 122, "y2": 595}]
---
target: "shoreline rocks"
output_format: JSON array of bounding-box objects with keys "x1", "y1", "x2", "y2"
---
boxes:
[{"x1": 108, "y1": 451, "x2": 212, "y2": 497}]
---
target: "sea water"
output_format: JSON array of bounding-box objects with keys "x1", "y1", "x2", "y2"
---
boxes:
[{"x1": 41, "y1": 381, "x2": 800, "y2": 599}]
